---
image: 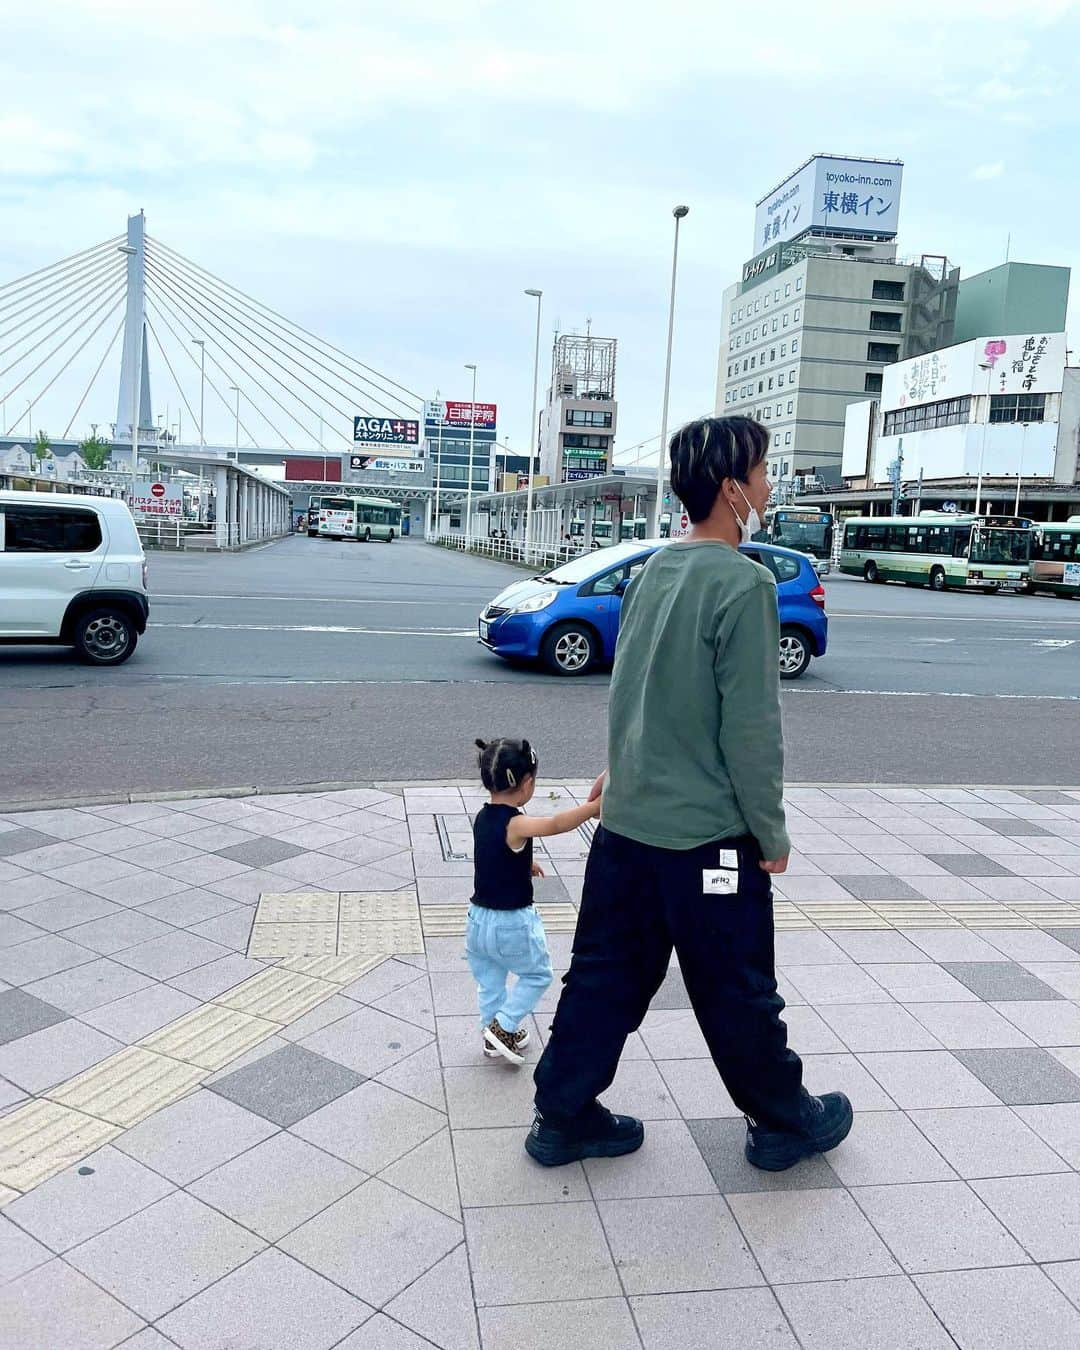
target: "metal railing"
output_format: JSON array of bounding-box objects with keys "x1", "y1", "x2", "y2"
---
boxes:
[
  {"x1": 429, "y1": 530, "x2": 580, "y2": 571},
  {"x1": 134, "y1": 519, "x2": 286, "y2": 551}
]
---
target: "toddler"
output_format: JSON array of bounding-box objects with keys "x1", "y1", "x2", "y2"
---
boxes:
[{"x1": 468, "y1": 737, "x2": 600, "y2": 1064}]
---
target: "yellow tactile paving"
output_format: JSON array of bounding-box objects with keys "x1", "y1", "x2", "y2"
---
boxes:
[
  {"x1": 45, "y1": 1046, "x2": 206, "y2": 1128},
  {"x1": 0, "y1": 1100, "x2": 119, "y2": 1193},
  {"x1": 255, "y1": 892, "x2": 340, "y2": 923},
  {"x1": 248, "y1": 921, "x2": 339, "y2": 958},
  {"x1": 338, "y1": 921, "x2": 424, "y2": 955},
  {"x1": 340, "y1": 891, "x2": 420, "y2": 922},
  {"x1": 279, "y1": 952, "x2": 387, "y2": 982},
  {"x1": 215, "y1": 968, "x2": 338, "y2": 1023},
  {"x1": 140, "y1": 1005, "x2": 278, "y2": 1071}
]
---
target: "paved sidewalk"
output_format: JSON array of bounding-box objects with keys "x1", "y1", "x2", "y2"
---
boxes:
[{"x1": 2, "y1": 782, "x2": 1080, "y2": 1348}]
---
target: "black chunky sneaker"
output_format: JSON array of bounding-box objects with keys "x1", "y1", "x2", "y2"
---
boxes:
[
  {"x1": 744, "y1": 1091, "x2": 853, "y2": 1172},
  {"x1": 525, "y1": 1104, "x2": 644, "y2": 1167}
]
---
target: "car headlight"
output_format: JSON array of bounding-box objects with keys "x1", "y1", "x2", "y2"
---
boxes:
[{"x1": 511, "y1": 591, "x2": 558, "y2": 614}]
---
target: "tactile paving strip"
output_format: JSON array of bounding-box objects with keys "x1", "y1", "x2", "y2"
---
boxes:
[
  {"x1": 46, "y1": 1047, "x2": 206, "y2": 1127},
  {"x1": 420, "y1": 902, "x2": 580, "y2": 937},
  {"x1": 248, "y1": 921, "x2": 339, "y2": 958},
  {"x1": 140, "y1": 1005, "x2": 279, "y2": 1071},
  {"x1": 247, "y1": 890, "x2": 422, "y2": 959},
  {"x1": 0, "y1": 1101, "x2": 119, "y2": 1193},
  {"x1": 256, "y1": 892, "x2": 340, "y2": 923},
  {"x1": 216, "y1": 968, "x2": 338, "y2": 1023}
]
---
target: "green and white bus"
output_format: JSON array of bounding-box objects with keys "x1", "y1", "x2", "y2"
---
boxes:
[
  {"x1": 839, "y1": 514, "x2": 1034, "y2": 592},
  {"x1": 1030, "y1": 519, "x2": 1080, "y2": 599},
  {"x1": 760, "y1": 508, "x2": 834, "y2": 575},
  {"x1": 316, "y1": 495, "x2": 402, "y2": 542}
]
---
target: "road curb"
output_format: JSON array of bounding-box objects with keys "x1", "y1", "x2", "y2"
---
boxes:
[{"x1": 0, "y1": 779, "x2": 1076, "y2": 815}]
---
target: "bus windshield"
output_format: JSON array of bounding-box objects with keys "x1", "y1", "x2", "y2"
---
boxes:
[
  {"x1": 770, "y1": 510, "x2": 833, "y2": 557},
  {"x1": 969, "y1": 527, "x2": 1032, "y2": 565}
]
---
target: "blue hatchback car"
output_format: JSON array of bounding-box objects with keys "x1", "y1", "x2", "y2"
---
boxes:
[{"x1": 478, "y1": 540, "x2": 828, "y2": 678}]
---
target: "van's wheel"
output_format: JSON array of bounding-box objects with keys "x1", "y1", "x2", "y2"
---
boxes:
[
  {"x1": 73, "y1": 608, "x2": 137, "y2": 666},
  {"x1": 542, "y1": 622, "x2": 597, "y2": 676},
  {"x1": 864, "y1": 561, "x2": 880, "y2": 583},
  {"x1": 929, "y1": 566, "x2": 947, "y2": 592},
  {"x1": 779, "y1": 625, "x2": 812, "y2": 679}
]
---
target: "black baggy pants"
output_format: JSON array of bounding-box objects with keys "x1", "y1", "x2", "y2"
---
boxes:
[{"x1": 533, "y1": 825, "x2": 809, "y2": 1133}]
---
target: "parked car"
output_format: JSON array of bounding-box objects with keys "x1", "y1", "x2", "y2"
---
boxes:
[
  {"x1": 0, "y1": 491, "x2": 149, "y2": 665},
  {"x1": 478, "y1": 539, "x2": 827, "y2": 679}
]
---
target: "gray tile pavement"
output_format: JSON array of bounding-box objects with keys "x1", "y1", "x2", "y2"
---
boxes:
[{"x1": 2, "y1": 782, "x2": 1080, "y2": 1345}]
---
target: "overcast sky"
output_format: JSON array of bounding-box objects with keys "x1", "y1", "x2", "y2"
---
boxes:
[{"x1": 2, "y1": 0, "x2": 1078, "y2": 462}]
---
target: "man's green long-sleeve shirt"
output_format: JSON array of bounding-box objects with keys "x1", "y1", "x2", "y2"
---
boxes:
[{"x1": 601, "y1": 540, "x2": 791, "y2": 860}]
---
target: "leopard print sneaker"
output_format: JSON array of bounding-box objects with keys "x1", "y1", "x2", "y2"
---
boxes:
[{"x1": 483, "y1": 1020, "x2": 530, "y2": 1065}]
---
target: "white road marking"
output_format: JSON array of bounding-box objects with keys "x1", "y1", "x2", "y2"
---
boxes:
[
  {"x1": 786, "y1": 688, "x2": 1080, "y2": 701},
  {"x1": 155, "y1": 593, "x2": 484, "y2": 607},
  {"x1": 149, "y1": 622, "x2": 475, "y2": 637}
]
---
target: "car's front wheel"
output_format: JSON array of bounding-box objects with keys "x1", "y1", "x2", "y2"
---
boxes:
[
  {"x1": 779, "y1": 625, "x2": 812, "y2": 680},
  {"x1": 73, "y1": 608, "x2": 138, "y2": 666},
  {"x1": 542, "y1": 622, "x2": 598, "y2": 676}
]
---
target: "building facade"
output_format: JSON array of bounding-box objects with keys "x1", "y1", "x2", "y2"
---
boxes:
[
  {"x1": 538, "y1": 333, "x2": 618, "y2": 484},
  {"x1": 715, "y1": 153, "x2": 958, "y2": 486},
  {"x1": 841, "y1": 332, "x2": 1079, "y2": 491},
  {"x1": 953, "y1": 262, "x2": 1070, "y2": 345},
  {"x1": 423, "y1": 399, "x2": 496, "y2": 496}
]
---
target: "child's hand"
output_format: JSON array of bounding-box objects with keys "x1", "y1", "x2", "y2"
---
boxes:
[
  {"x1": 587, "y1": 797, "x2": 602, "y2": 818},
  {"x1": 531, "y1": 862, "x2": 546, "y2": 878}
]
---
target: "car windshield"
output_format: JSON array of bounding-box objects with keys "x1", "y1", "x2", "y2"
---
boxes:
[{"x1": 543, "y1": 544, "x2": 652, "y2": 585}]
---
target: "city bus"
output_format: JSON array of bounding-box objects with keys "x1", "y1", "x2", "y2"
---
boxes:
[
  {"x1": 1030, "y1": 519, "x2": 1080, "y2": 598},
  {"x1": 758, "y1": 508, "x2": 834, "y2": 575},
  {"x1": 316, "y1": 495, "x2": 402, "y2": 542},
  {"x1": 307, "y1": 494, "x2": 332, "y2": 536},
  {"x1": 839, "y1": 514, "x2": 1034, "y2": 592}
]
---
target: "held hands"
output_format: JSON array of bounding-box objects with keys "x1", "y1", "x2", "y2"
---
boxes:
[
  {"x1": 531, "y1": 862, "x2": 546, "y2": 878},
  {"x1": 587, "y1": 770, "x2": 607, "y2": 803},
  {"x1": 759, "y1": 855, "x2": 790, "y2": 875}
]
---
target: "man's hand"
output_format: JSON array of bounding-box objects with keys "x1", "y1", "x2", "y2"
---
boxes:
[
  {"x1": 587, "y1": 770, "x2": 607, "y2": 803},
  {"x1": 531, "y1": 862, "x2": 546, "y2": 878},
  {"x1": 759, "y1": 855, "x2": 789, "y2": 875}
]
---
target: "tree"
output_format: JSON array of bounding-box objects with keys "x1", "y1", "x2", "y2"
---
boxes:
[
  {"x1": 32, "y1": 430, "x2": 51, "y2": 466},
  {"x1": 78, "y1": 435, "x2": 112, "y2": 472}
]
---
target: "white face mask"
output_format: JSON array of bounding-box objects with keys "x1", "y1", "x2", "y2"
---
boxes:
[{"x1": 733, "y1": 483, "x2": 762, "y2": 544}]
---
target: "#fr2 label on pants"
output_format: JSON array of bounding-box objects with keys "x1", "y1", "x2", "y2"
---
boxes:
[{"x1": 703, "y1": 850, "x2": 739, "y2": 896}]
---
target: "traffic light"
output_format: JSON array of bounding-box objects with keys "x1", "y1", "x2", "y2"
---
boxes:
[{"x1": 897, "y1": 482, "x2": 908, "y2": 500}]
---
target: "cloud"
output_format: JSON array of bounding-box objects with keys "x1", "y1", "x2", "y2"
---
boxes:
[{"x1": 971, "y1": 162, "x2": 1005, "y2": 181}]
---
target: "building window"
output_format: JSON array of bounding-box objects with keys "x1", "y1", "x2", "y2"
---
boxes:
[
  {"x1": 776, "y1": 403, "x2": 782, "y2": 415},
  {"x1": 789, "y1": 368, "x2": 796, "y2": 382},
  {"x1": 565, "y1": 409, "x2": 612, "y2": 427},
  {"x1": 791, "y1": 339, "x2": 799, "y2": 354},
  {"x1": 768, "y1": 378, "x2": 774, "y2": 390},
  {"x1": 778, "y1": 373, "x2": 785, "y2": 387},
  {"x1": 774, "y1": 289, "x2": 780, "y2": 302},
  {"x1": 755, "y1": 299, "x2": 761, "y2": 313},
  {"x1": 872, "y1": 278, "x2": 905, "y2": 301},
  {"x1": 750, "y1": 355, "x2": 756, "y2": 369},
  {"x1": 785, "y1": 431, "x2": 792, "y2": 444},
  {"x1": 764, "y1": 407, "x2": 771, "y2": 419},
  {"x1": 772, "y1": 318, "x2": 778, "y2": 333},
  {"x1": 787, "y1": 400, "x2": 794, "y2": 414},
  {"x1": 869, "y1": 310, "x2": 902, "y2": 332},
  {"x1": 758, "y1": 380, "x2": 764, "y2": 393},
  {"x1": 780, "y1": 343, "x2": 787, "y2": 356},
  {"x1": 796, "y1": 277, "x2": 803, "y2": 291},
  {"x1": 865, "y1": 372, "x2": 883, "y2": 394},
  {"x1": 563, "y1": 433, "x2": 610, "y2": 449},
  {"x1": 793, "y1": 307, "x2": 801, "y2": 322},
  {"x1": 783, "y1": 314, "x2": 789, "y2": 327},
  {"x1": 785, "y1": 283, "x2": 791, "y2": 296},
  {"x1": 773, "y1": 433, "x2": 780, "y2": 445},
  {"x1": 770, "y1": 348, "x2": 776, "y2": 361},
  {"x1": 883, "y1": 395, "x2": 972, "y2": 435},
  {"x1": 764, "y1": 294, "x2": 770, "y2": 308},
  {"x1": 867, "y1": 341, "x2": 898, "y2": 363},
  {"x1": 989, "y1": 392, "x2": 1047, "y2": 424},
  {"x1": 743, "y1": 359, "x2": 748, "y2": 372}
]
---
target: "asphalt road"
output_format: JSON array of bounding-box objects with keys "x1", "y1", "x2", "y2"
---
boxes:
[{"x1": 1, "y1": 534, "x2": 1078, "y2": 801}]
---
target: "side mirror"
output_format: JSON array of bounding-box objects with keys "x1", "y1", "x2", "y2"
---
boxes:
[{"x1": 614, "y1": 577, "x2": 630, "y2": 595}]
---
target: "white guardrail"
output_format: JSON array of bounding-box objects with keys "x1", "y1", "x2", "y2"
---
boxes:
[{"x1": 429, "y1": 531, "x2": 582, "y2": 570}]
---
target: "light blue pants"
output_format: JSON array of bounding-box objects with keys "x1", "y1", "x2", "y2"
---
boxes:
[{"x1": 465, "y1": 903, "x2": 553, "y2": 1033}]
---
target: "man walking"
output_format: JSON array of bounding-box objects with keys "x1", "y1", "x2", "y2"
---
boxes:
[{"x1": 528, "y1": 415, "x2": 852, "y2": 1171}]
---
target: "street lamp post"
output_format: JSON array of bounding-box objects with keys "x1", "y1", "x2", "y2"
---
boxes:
[
  {"x1": 192, "y1": 339, "x2": 206, "y2": 447},
  {"x1": 524, "y1": 288, "x2": 543, "y2": 562},
  {"x1": 974, "y1": 360, "x2": 993, "y2": 516},
  {"x1": 465, "y1": 363, "x2": 477, "y2": 541},
  {"x1": 654, "y1": 206, "x2": 689, "y2": 536},
  {"x1": 118, "y1": 244, "x2": 139, "y2": 477},
  {"x1": 432, "y1": 391, "x2": 444, "y2": 537}
]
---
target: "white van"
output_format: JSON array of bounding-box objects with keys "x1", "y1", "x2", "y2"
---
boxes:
[{"x1": 0, "y1": 491, "x2": 149, "y2": 665}]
